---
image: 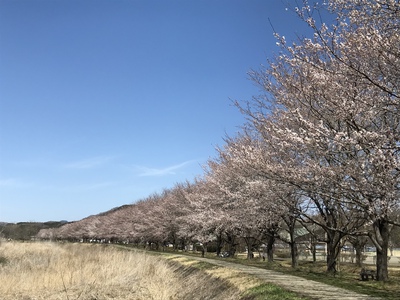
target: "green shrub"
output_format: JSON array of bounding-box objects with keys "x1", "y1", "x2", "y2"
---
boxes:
[
  {"x1": 0, "y1": 255, "x2": 8, "y2": 265},
  {"x1": 242, "y1": 283, "x2": 307, "y2": 300},
  {"x1": 275, "y1": 250, "x2": 291, "y2": 259}
]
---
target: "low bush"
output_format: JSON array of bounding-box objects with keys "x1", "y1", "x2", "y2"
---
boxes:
[
  {"x1": 242, "y1": 283, "x2": 307, "y2": 300},
  {"x1": 0, "y1": 255, "x2": 8, "y2": 265},
  {"x1": 274, "y1": 250, "x2": 291, "y2": 259}
]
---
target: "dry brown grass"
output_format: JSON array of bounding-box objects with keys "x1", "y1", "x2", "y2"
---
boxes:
[
  {"x1": 164, "y1": 255, "x2": 262, "y2": 292},
  {"x1": 0, "y1": 242, "x2": 242, "y2": 300}
]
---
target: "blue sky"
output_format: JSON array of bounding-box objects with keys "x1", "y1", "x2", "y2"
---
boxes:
[{"x1": 0, "y1": 0, "x2": 311, "y2": 223}]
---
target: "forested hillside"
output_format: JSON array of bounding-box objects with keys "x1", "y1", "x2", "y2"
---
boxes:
[{"x1": 0, "y1": 221, "x2": 67, "y2": 240}]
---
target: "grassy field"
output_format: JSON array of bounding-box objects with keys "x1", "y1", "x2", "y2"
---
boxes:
[
  {"x1": 4, "y1": 241, "x2": 397, "y2": 299},
  {"x1": 0, "y1": 241, "x2": 246, "y2": 300},
  {"x1": 0, "y1": 241, "x2": 307, "y2": 300}
]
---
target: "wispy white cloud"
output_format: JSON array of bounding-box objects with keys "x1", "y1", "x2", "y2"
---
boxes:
[
  {"x1": 0, "y1": 178, "x2": 115, "y2": 192},
  {"x1": 134, "y1": 160, "x2": 196, "y2": 177},
  {"x1": 36, "y1": 181, "x2": 117, "y2": 192},
  {"x1": 63, "y1": 156, "x2": 115, "y2": 170}
]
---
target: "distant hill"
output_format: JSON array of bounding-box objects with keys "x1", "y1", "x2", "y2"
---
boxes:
[
  {"x1": 0, "y1": 221, "x2": 69, "y2": 240},
  {"x1": 32, "y1": 203, "x2": 139, "y2": 241}
]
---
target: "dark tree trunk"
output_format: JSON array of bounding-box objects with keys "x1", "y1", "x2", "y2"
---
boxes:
[
  {"x1": 355, "y1": 245, "x2": 363, "y2": 267},
  {"x1": 243, "y1": 236, "x2": 257, "y2": 259},
  {"x1": 348, "y1": 236, "x2": 368, "y2": 267},
  {"x1": 215, "y1": 233, "x2": 223, "y2": 257},
  {"x1": 289, "y1": 241, "x2": 298, "y2": 268},
  {"x1": 225, "y1": 233, "x2": 237, "y2": 257},
  {"x1": 309, "y1": 236, "x2": 317, "y2": 263},
  {"x1": 376, "y1": 246, "x2": 388, "y2": 281},
  {"x1": 283, "y1": 214, "x2": 299, "y2": 268},
  {"x1": 372, "y1": 218, "x2": 390, "y2": 281},
  {"x1": 181, "y1": 239, "x2": 186, "y2": 251},
  {"x1": 201, "y1": 243, "x2": 207, "y2": 257},
  {"x1": 326, "y1": 245, "x2": 338, "y2": 273},
  {"x1": 326, "y1": 232, "x2": 343, "y2": 274},
  {"x1": 265, "y1": 232, "x2": 275, "y2": 262}
]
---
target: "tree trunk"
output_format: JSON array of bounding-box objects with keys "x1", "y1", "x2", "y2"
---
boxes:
[
  {"x1": 326, "y1": 248, "x2": 337, "y2": 273},
  {"x1": 325, "y1": 231, "x2": 343, "y2": 274},
  {"x1": 181, "y1": 239, "x2": 186, "y2": 251},
  {"x1": 289, "y1": 241, "x2": 298, "y2": 268},
  {"x1": 347, "y1": 235, "x2": 368, "y2": 267},
  {"x1": 215, "y1": 234, "x2": 223, "y2": 257},
  {"x1": 225, "y1": 233, "x2": 237, "y2": 257},
  {"x1": 376, "y1": 246, "x2": 388, "y2": 281},
  {"x1": 354, "y1": 245, "x2": 363, "y2": 267},
  {"x1": 286, "y1": 215, "x2": 299, "y2": 268},
  {"x1": 309, "y1": 236, "x2": 317, "y2": 263},
  {"x1": 201, "y1": 243, "x2": 207, "y2": 257},
  {"x1": 372, "y1": 218, "x2": 390, "y2": 281},
  {"x1": 244, "y1": 236, "x2": 257, "y2": 259},
  {"x1": 265, "y1": 232, "x2": 275, "y2": 262}
]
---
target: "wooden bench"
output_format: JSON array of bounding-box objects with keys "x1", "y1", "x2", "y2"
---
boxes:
[{"x1": 360, "y1": 268, "x2": 375, "y2": 281}]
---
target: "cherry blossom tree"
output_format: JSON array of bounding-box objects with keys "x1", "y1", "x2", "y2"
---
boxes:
[
  {"x1": 36, "y1": 228, "x2": 56, "y2": 241},
  {"x1": 275, "y1": 188, "x2": 304, "y2": 268},
  {"x1": 133, "y1": 193, "x2": 170, "y2": 249},
  {"x1": 130, "y1": 184, "x2": 194, "y2": 251},
  {"x1": 203, "y1": 134, "x2": 286, "y2": 260},
  {"x1": 161, "y1": 183, "x2": 194, "y2": 250},
  {"x1": 177, "y1": 178, "x2": 223, "y2": 256},
  {"x1": 187, "y1": 175, "x2": 242, "y2": 257},
  {"x1": 239, "y1": 0, "x2": 399, "y2": 279}
]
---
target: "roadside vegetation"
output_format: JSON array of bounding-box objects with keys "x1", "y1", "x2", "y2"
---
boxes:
[
  {"x1": 0, "y1": 241, "x2": 308, "y2": 300},
  {"x1": 158, "y1": 253, "x2": 308, "y2": 300},
  {"x1": 0, "y1": 241, "x2": 241, "y2": 300},
  {"x1": 180, "y1": 250, "x2": 400, "y2": 300}
]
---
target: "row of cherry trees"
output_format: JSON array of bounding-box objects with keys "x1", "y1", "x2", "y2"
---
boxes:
[
  {"x1": 38, "y1": 0, "x2": 399, "y2": 281},
  {"x1": 232, "y1": 0, "x2": 400, "y2": 281}
]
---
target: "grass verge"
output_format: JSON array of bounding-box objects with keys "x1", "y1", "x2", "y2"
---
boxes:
[
  {"x1": 119, "y1": 247, "x2": 309, "y2": 300},
  {"x1": 236, "y1": 258, "x2": 399, "y2": 299},
  {"x1": 178, "y1": 251, "x2": 399, "y2": 299},
  {"x1": 242, "y1": 283, "x2": 310, "y2": 300},
  {"x1": 121, "y1": 246, "x2": 399, "y2": 299}
]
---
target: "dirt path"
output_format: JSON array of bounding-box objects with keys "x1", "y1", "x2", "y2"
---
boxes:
[{"x1": 167, "y1": 255, "x2": 381, "y2": 300}]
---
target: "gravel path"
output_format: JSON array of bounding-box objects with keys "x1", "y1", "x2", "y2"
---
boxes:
[{"x1": 172, "y1": 255, "x2": 382, "y2": 300}]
